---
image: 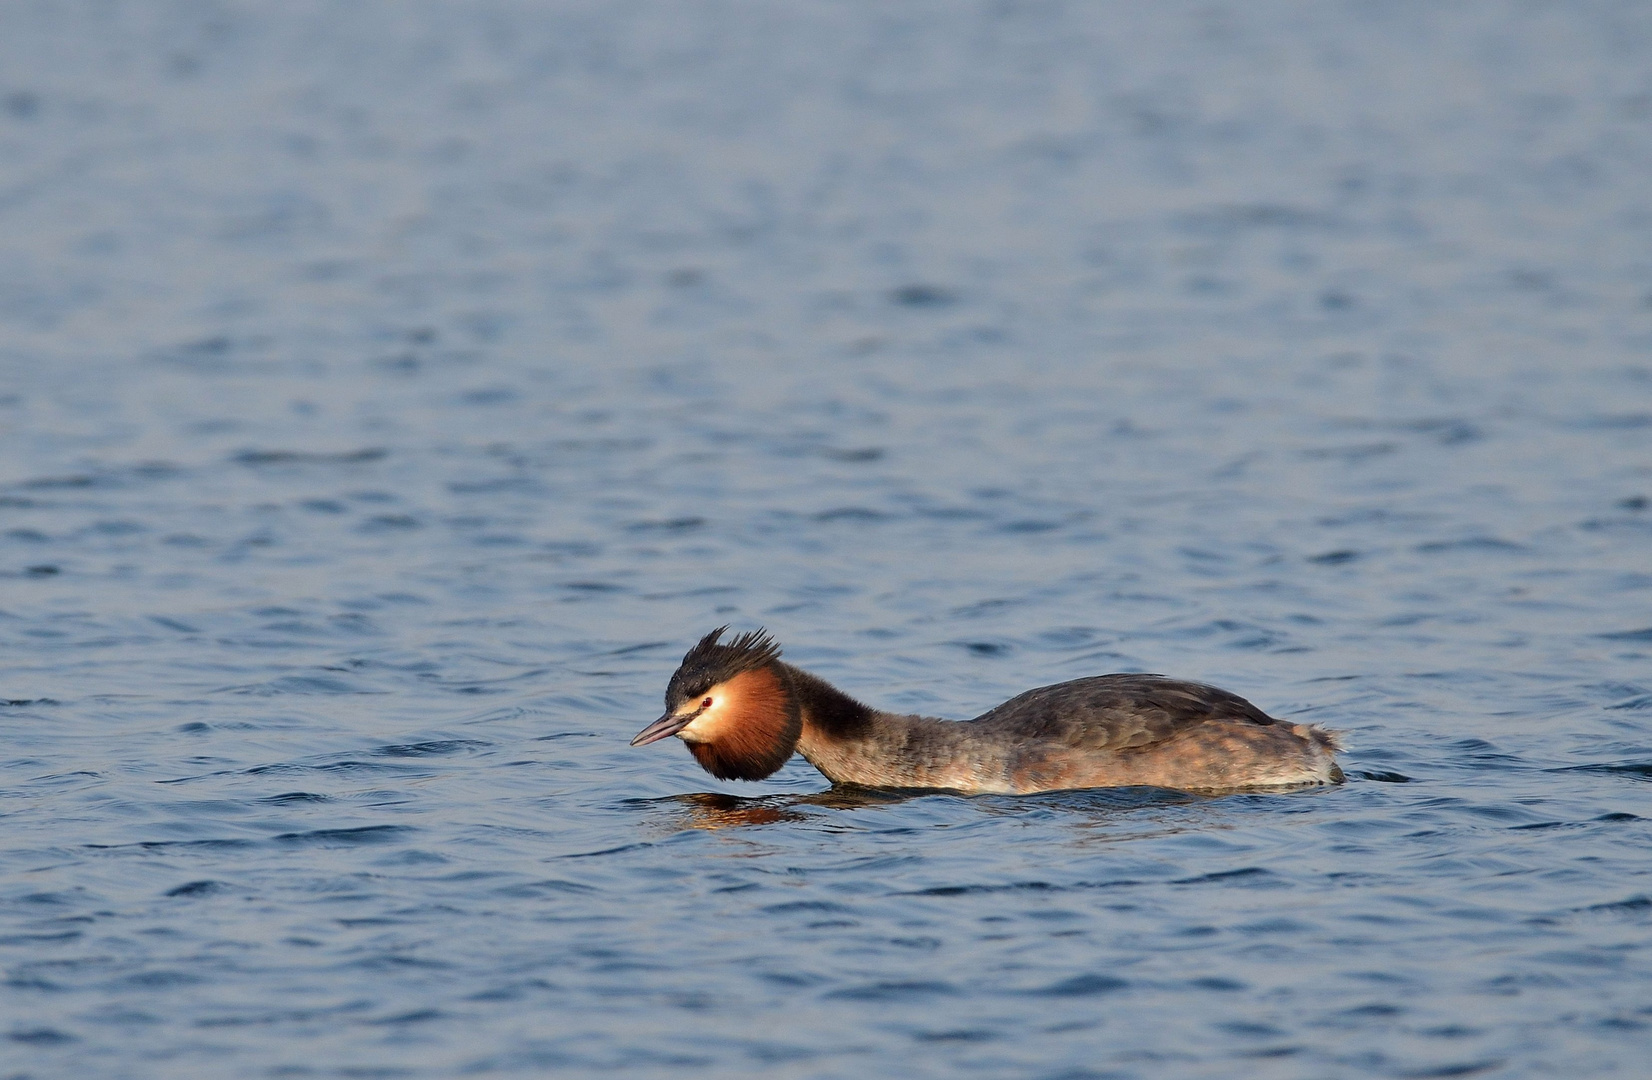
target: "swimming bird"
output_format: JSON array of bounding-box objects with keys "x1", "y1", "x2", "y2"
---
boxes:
[{"x1": 631, "y1": 628, "x2": 1343, "y2": 794}]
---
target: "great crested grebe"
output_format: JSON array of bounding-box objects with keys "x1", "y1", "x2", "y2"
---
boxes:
[{"x1": 631, "y1": 628, "x2": 1343, "y2": 795}]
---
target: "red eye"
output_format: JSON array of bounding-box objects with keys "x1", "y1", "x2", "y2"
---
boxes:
[{"x1": 702, "y1": 697, "x2": 713, "y2": 708}]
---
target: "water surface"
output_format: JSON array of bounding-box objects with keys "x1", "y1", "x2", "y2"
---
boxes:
[{"x1": 3, "y1": 3, "x2": 1651, "y2": 1077}]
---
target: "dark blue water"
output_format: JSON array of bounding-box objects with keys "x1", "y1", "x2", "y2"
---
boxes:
[{"x1": 4, "y1": 3, "x2": 1652, "y2": 1076}]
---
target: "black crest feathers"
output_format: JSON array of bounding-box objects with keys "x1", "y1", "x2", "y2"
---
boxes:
[{"x1": 665, "y1": 626, "x2": 784, "y2": 709}]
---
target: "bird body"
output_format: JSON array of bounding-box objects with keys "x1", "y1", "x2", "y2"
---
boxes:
[{"x1": 632, "y1": 628, "x2": 1343, "y2": 795}]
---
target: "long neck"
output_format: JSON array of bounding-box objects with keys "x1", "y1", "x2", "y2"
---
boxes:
[
  {"x1": 782, "y1": 663, "x2": 1007, "y2": 791},
  {"x1": 782, "y1": 662, "x2": 875, "y2": 739}
]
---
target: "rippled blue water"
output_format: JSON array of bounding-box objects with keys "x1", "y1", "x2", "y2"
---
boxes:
[{"x1": 4, "y1": 3, "x2": 1652, "y2": 1077}]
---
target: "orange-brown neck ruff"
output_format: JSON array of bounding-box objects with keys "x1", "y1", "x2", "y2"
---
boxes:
[{"x1": 685, "y1": 666, "x2": 801, "y2": 781}]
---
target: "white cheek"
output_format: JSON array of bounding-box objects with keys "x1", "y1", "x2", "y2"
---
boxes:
[{"x1": 677, "y1": 702, "x2": 727, "y2": 743}]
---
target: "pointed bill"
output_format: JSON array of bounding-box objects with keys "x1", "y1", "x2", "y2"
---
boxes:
[{"x1": 631, "y1": 712, "x2": 693, "y2": 747}]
